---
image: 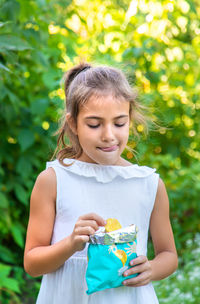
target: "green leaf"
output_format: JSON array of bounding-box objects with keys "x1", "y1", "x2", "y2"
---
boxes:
[
  {"x1": 0, "y1": 263, "x2": 11, "y2": 279},
  {"x1": 42, "y1": 69, "x2": 59, "y2": 89},
  {"x1": 0, "y1": 245, "x2": 15, "y2": 263},
  {"x1": 1, "y1": 277, "x2": 20, "y2": 293},
  {"x1": 0, "y1": 0, "x2": 20, "y2": 21},
  {"x1": 0, "y1": 166, "x2": 4, "y2": 176},
  {"x1": 17, "y1": 130, "x2": 35, "y2": 151},
  {"x1": 0, "y1": 62, "x2": 10, "y2": 72},
  {"x1": 0, "y1": 192, "x2": 9, "y2": 208},
  {"x1": 0, "y1": 21, "x2": 12, "y2": 28},
  {"x1": 30, "y1": 98, "x2": 49, "y2": 115},
  {"x1": 3, "y1": 49, "x2": 18, "y2": 65},
  {"x1": 0, "y1": 265, "x2": 20, "y2": 293},
  {"x1": 32, "y1": 50, "x2": 49, "y2": 66},
  {"x1": 36, "y1": 0, "x2": 47, "y2": 7},
  {"x1": 0, "y1": 264, "x2": 20, "y2": 292},
  {"x1": 10, "y1": 223, "x2": 24, "y2": 248},
  {"x1": 16, "y1": 157, "x2": 32, "y2": 178},
  {"x1": 14, "y1": 184, "x2": 28, "y2": 205},
  {"x1": 0, "y1": 34, "x2": 32, "y2": 51}
]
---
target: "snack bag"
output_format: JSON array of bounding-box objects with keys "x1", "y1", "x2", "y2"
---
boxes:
[{"x1": 86, "y1": 220, "x2": 138, "y2": 295}]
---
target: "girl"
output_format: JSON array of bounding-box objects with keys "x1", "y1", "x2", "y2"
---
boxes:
[{"x1": 24, "y1": 63, "x2": 178, "y2": 303}]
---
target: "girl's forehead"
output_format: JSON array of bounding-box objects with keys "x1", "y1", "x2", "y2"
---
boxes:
[{"x1": 79, "y1": 95, "x2": 130, "y2": 115}]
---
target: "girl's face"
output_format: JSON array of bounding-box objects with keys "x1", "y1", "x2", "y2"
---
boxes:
[{"x1": 74, "y1": 95, "x2": 130, "y2": 165}]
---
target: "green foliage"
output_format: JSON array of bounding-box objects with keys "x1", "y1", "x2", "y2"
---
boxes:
[
  {"x1": 0, "y1": 0, "x2": 200, "y2": 302},
  {"x1": 0, "y1": 0, "x2": 72, "y2": 302},
  {"x1": 146, "y1": 153, "x2": 200, "y2": 252},
  {"x1": 0, "y1": 264, "x2": 20, "y2": 293},
  {"x1": 154, "y1": 234, "x2": 200, "y2": 303}
]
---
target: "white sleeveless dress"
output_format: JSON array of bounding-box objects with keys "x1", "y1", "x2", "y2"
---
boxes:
[{"x1": 36, "y1": 158, "x2": 159, "y2": 304}]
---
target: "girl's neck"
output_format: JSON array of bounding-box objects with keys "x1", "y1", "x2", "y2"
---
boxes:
[{"x1": 76, "y1": 156, "x2": 132, "y2": 167}]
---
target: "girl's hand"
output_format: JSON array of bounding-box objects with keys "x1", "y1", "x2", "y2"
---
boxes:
[
  {"x1": 123, "y1": 255, "x2": 152, "y2": 287},
  {"x1": 70, "y1": 213, "x2": 106, "y2": 252}
]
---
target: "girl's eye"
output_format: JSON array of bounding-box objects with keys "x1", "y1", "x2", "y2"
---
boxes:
[
  {"x1": 88, "y1": 124, "x2": 100, "y2": 128},
  {"x1": 115, "y1": 123, "x2": 125, "y2": 127},
  {"x1": 87, "y1": 123, "x2": 126, "y2": 128}
]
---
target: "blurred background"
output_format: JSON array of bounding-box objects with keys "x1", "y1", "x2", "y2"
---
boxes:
[{"x1": 0, "y1": 0, "x2": 200, "y2": 303}]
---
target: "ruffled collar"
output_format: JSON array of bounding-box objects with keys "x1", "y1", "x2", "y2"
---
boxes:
[{"x1": 46, "y1": 158, "x2": 156, "y2": 183}]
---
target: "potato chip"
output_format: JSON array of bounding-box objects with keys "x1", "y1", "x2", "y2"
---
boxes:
[{"x1": 105, "y1": 218, "x2": 122, "y2": 232}]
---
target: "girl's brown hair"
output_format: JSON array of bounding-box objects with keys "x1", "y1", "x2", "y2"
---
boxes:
[{"x1": 54, "y1": 62, "x2": 147, "y2": 164}]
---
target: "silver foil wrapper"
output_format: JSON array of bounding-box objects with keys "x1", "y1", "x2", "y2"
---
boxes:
[{"x1": 89, "y1": 224, "x2": 138, "y2": 245}]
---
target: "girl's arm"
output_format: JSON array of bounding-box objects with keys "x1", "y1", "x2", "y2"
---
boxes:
[
  {"x1": 148, "y1": 178, "x2": 178, "y2": 280},
  {"x1": 24, "y1": 168, "x2": 105, "y2": 277},
  {"x1": 122, "y1": 178, "x2": 178, "y2": 286}
]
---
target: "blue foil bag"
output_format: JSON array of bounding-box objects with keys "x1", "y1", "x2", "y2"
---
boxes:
[{"x1": 86, "y1": 225, "x2": 138, "y2": 295}]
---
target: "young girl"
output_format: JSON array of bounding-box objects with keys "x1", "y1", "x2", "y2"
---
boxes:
[{"x1": 24, "y1": 63, "x2": 178, "y2": 303}]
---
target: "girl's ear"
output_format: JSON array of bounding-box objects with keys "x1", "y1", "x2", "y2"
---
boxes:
[{"x1": 66, "y1": 113, "x2": 78, "y2": 135}]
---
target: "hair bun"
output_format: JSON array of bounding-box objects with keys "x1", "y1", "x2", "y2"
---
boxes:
[{"x1": 64, "y1": 63, "x2": 92, "y2": 92}]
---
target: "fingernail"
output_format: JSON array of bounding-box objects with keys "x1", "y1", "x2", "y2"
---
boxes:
[
  {"x1": 123, "y1": 281, "x2": 127, "y2": 285},
  {"x1": 124, "y1": 272, "x2": 128, "y2": 276}
]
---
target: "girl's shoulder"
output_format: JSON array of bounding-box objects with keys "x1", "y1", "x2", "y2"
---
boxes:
[
  {"x1": 34, "y1": 167, "x2": 57, "y2": 198},
  {"x1": 36, "y1": 166, "x2": 57, "y2": 185}
]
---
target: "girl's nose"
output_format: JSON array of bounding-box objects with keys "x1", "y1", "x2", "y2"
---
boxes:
[{"x1": 101, "y1": 125, "x2": 115, "y2": 142}]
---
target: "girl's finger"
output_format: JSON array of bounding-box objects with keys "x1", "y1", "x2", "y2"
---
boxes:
[
  {"x1": 78, "y1": 235, "x2": 90, "y2": 243},
  {"x1": 77, "y1": 220, "x2": 99, "y2": 231},
  {"x1": 123, "y1": 263, "x2": 146, "y2": 277},
  {"x1": 123, "y1": 272, "x2": 150, "y2": 286},
  {"x1": 130, "y1": 255, "x2": 147, "y2": 266},
  {"x1": 79, "y1": 213, "x2": 106, "y2": 226},
  {"x1": 74, "y1": 226, "x2": 96, "y2": 236}
]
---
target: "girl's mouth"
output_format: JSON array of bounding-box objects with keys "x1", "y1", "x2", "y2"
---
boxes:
[{"x1": 98, "y1": 145, "x2": 118, "y2": 152}]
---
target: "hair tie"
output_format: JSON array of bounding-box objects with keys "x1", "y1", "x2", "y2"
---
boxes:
[
  {"x1": 79, "y1": 66, "x2": 91, "y2": 73},
  {"x1": 72, "y1": 65, "x2": 91, "y2": 82}
]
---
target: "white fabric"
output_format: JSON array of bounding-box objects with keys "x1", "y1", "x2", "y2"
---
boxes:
[{"x1": 36, "y1": 158, "x2": 159, "y2": 304}]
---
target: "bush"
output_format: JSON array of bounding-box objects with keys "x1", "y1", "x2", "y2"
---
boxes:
[
  {"x1": 154, "y1": 234, "x2": 200, "y2": 303},
  {"x1": 1, "y1": 0, "x2": 200, "y2": 302}
]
